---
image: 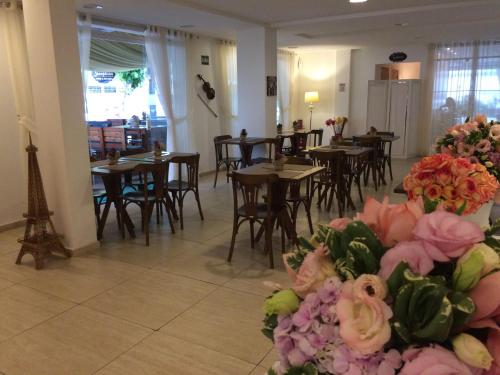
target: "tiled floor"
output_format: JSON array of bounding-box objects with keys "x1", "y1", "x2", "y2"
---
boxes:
[{"x1": 0, "y1": 159, "x2": 414, "y2": 375}]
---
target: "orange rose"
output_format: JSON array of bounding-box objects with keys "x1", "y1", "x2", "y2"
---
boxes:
[
  {"x1": 456, "y1": 177, "x2": 479, "y2": 200},
  {"x1": 424, "y1": 184, "x2": 443, "y2": 200}
]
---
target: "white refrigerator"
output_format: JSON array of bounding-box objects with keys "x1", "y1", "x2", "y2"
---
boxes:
[{"x1": 366, "y1": 79, "x2": 421, "y2": 158}]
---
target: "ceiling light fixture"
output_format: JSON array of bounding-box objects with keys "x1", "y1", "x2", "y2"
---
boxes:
[
  {"x1": 83, "y1": 3, "x2": 103, "y2": 9},
  {"x1": 349, "y1": 0, "x2": 368, "y2": 3}
]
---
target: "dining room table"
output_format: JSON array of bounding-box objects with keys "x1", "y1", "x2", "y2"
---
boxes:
[
  {"x1": 215, "y1": 137, "x2": 269, "y2": 168},
  {"x1": 234, "y1": 162, "x2": 324, "y2": 244},
  {"x1": 90, "y1": 151, "x2": 196, "y2": 240}
]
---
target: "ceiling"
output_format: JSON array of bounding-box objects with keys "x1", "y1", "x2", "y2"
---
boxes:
[{"x1": 76, "y1": 0, "x2": 500, "y2": 48}]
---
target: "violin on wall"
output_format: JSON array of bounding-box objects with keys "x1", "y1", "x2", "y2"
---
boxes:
[{"x1": 196, "y1": 74, "x2": 215, "y2": 100}]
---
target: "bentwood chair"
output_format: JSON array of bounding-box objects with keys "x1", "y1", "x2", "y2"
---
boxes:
[
  {"x1": 228, "y1": 172, "x2": 279, "y2": 268},
  {"x1": 285, "y1": 156, "x2": 314, "y2": 235},
  {"x1": 291, "y1": 132, "x2": 309, "y2": 156},
  {"x1": 123, "y1": 162, "x2": 175, "y2": 246},
  {"x1": 213, "y1": 135, "x2": 241, "y2": 188},
  {"x1": 310, "y1": 150, "x2": 347, "y2": 217},
  {"x1": 92, "y1": 188, "x2": 107, "y2": 229},
  {"x1": 376, "y1": 131, "x2": 394, "y2": 181},
  {"x1": 251, "y1": 137, "x2": 282, "y2": 165},
  {"x1": 167, "y1": 153, "x2": 204, "y2": 230},
  {"x1": 309, "y1": 129, "x2": 324, "y2": 148},
  {"x1": 353, "y1": 136, "x2": 385, "y2": 190}
]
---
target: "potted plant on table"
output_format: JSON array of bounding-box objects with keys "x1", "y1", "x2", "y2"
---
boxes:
[
  {"x1": 274, "y1": 152, "x2": 287, "y2": 171},
  {"x1": 326, "y1": 116, "x2": 348, "y2": 142},
  {"x1": 240, "y1": 128, "x2": 248, "y2": 140},
  {"x1": 277, "y1": 123, "x2": 283, "y2": 135},
  {"x1": 153, "y1": 141, "x2": 164, "y2": 159},
  {"x1": 106, "y1": 148, "x2": 120, "y2": 165}
]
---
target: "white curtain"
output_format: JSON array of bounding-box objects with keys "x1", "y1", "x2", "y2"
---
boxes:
[
  {"x1": 215, "y1": 41, "x2": 238, "y2": 135},
  {"x1": 77, "y1": 14, "x2": 92, "y2": 117},
  {"x1": 430, "y1": 41, "x2": 500, "y2": 142},
  {"x1": 144, "y1": 26, "x2": 177, "y2": 151},
  {"x1": 0, "y1": 3, "x2": 35, "y2": 136},
  {"x1": 277, "y1": 50, "x2": 296, "y2": 128}
]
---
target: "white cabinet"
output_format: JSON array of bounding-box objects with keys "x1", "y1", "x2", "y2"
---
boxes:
[{"x1": 366, "y1": 79, "x2": 421, "y2": 158}]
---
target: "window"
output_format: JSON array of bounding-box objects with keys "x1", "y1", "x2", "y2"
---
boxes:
[{"x1": 431, "y1": 41, "x2": 500, "y2": 140}]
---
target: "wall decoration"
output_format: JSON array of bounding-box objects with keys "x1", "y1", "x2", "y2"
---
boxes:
[
  {"x1": 339, "y1": 83, "x2": 346, "y2": 92},
  {"x1": 201, "y1": 55, "x2": 209, "y2": 65},
  {"x1": 389, "y1": 52, "x2": 408, "y2": 62},
  {"x1": 267, "y1": 76, "x2": 277, "y2": 96}
]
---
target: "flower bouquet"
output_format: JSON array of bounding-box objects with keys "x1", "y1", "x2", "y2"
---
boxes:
[
  {"x1": 326, "y1": 117, "x2": 348, "y2": 140},
  {"x1": 436, "y1": 115, "x2": 500, "y2": 182},
  {"x1": 403, "y1": 154, "x2": 499, "y2": 215},
  {"x1": 262, "y1": 196, "x2": 500, "y2": 375}
]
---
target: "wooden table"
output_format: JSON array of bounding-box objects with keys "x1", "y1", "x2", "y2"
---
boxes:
[
  {"x1": 91, "y1": 151, "x2": 195, "y2": 240},
  {"x1": 215, "y1": 137, "x2": 268, "y2": 168},
  {"x1": 345, "y1": 135, "x2": 401, "y2": 142},
  {"x1": 235, "y1": 163, "x2": 324, "y2": 244}
]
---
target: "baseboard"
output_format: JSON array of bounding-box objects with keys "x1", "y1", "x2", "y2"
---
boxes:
[
  {"x1": 68, "y1": 240, "x2": 101, "y2": 256},
  {"x1": 0, "y1": 219, "x2": 26, "y2": 233}
]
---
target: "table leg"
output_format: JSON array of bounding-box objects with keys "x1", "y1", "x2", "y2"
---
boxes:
[{"x1": 239, "y1": 143, "x2": 254, "y2": 168}]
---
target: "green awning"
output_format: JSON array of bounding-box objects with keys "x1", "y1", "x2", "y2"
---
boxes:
[{"x1": 89, "y1": 39, "x2": 146, "y2": 72}]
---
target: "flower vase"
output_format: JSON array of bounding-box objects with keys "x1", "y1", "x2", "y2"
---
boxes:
[{"x1": 463, "y1": 201, "x2": 494, "y2": 228}]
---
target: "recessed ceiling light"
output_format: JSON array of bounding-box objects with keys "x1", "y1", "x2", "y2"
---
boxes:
[
  {"x1": 180, "y1": 24, "x2": 194, "y2": 29},
  {"x1": 349, "y1": 0, "x2": 368, "y2": 3},
  {"x1": 83, "y1": 3, "x2": 103, "y2": 9},
  {"x1": 394, "y1": 22, "x2": 409, "y2": 27}
]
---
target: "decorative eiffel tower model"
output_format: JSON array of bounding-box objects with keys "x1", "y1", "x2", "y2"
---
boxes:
[{"x1": 16, "y1": 134, "x2": 72, "y2": 269}]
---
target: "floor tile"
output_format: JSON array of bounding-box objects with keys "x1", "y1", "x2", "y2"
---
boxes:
[
  {"x1": 95, "y1": 332, "x2": 254, "y2": 375},
  {"x1": 259, "y1": 348, "x2": 278, "y2": 370},
  {"x1": 162, "y1": 287, "x2": 273, "y2": 365},
  {"x1": 20, "y1": 255, "x2": 146, "y2": 303},
  {"x1": 250, "y1": 366, "x2": 268, "y2": 375},
  {"x1": 0, "y1": 284, "x2": 74, "y2": 342},
  {"x1": 0, "y1": 306, "x2": 151, "y2": 375},
  {"x1": 84, "y1": 269, "x2": 216, "y2": 329}
]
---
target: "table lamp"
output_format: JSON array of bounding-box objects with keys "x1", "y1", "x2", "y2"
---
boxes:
[{"x1": 304, "y1": 91, "x2": 319, "y2": 130}]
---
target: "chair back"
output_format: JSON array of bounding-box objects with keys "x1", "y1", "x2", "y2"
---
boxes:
[
  {"x1": 170, "y1": 153, "x2": 200, "y2": 190},
  {"x1": 353, "y1": 136, "x2": 384, "y2": 159},
  {"x1": 309, "y1": 129, "x2": 324, "y2": 147},
  {"x1": 285, "y1": 156, "x2": 313, "y2": 166},
  {"x1": 231, "y1": 173, "x2": 278, "y2": 217},
  {"x1": 133, "y1": 162, "x2": 168, "y2": 200},
  {"x1": 263, "y1": 137, "x2": 282, "y2": 159},
  {"x1": 291, "y1": 133, "x2": 308, "y2": 155},
  {"x1": 310, "y1": 150, "x2": 345, "y2": 184},
  {"x1": 214, "y1": 135, "x2": 232, "y2": 163}
]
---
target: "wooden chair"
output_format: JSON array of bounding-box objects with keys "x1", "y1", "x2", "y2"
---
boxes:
[
  {"x1": 310, "y1": 150, "x2": 347, "y2": 217},
  {"x1": 228, "y1": 173, "x2": 279, "y2": 268},
  {"x1": 213, "y1": 135, "x2": 241, "y2": 188},
  {"x1": 123, "y1": 162, "x2": 175, "y2": 246},
  {"x1": 376, "y1": 131, "x2": 394, "y2": 181},
  {"x1": 92, "y1": 188, "x2": 107, "y2": 229},
  {"x1": 167, "y1": 153, "x2": 204, "y2": 230},
  {"x1": 291, "y1": 133, "x2": 309, "y2": 156},
  {"x1": 309, "y1": 129, "x2": 324, "y2": 147},
  {"x1": 352, "y1": 136, "x2": 385, "y2": 190},
  {"x1": 285, "y1": 156, "x2": 314, "y2": 235},
  {"x1": 251, "y1": 137, "x2": 280, "y2": 165}
]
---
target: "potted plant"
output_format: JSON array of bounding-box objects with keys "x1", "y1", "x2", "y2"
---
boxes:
[{"x1": 326, "y1": 116, "x2": 348, "y2": 142}]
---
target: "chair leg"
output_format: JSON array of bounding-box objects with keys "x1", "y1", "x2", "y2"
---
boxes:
[
  {"x1": 213, "y1": 163, "x2": 220, "y2": 188},
  {"x1": 163, "y1": 200, "x2": 175, "y2": 234},
  {"x1": 194, "y1": 190, "x2": 204, "y2": 221},
  {"x1": 388, "y1": 158, "x2": 393, "y2": 181},
  {"x1": 265, "y1": 218, "x2": 274, "y2": 269},
  {"x1": 304, "y1": 199, "x2": 314, "y2": 235},
  {"x1": 250, "y1": 220, "x2": 255, "y2": 249},
  {"x1": 144, "y1": 204, "x2": 150, "y2": 246},
  {"x1": 156, "y1": 201, "x2": 160, "y2": 225},
  {"x1": 281, "y1": 217, "x2": 286, "y2": 254},
  {"x1": 178, "y1": 193, "x2": 184, "y2": 230},
  {"x1": 228, "y1": 216, "x2": 239, "y2": 262}
]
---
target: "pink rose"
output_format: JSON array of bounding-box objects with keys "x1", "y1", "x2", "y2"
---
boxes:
[
  {"x1": 458, "y1": 142, "x2": 475, "y2": 156},
  {"x1": 337, "y1": 279, "x2": 392, "y2": 354},
  {"x1": 283, "y1": 246, "x2": 336, "y2": 298},
  {"x1": 477, "y1": 139, "x2": 492, "y2": 153},
  {"x1": 413, "y1": 211, "x2": 484, "y2": 261},
  {"x1": 328, "y1": 217, "x2": 352, "y2": 231},
  {"x1": 400, "y1": 345, "x2": 476, "y2": 375},
  {"x1": 356, "y1": 196, "x2": 424, "y2": 247},
  {"x1": 378, "y1": 240, "x2": 434, "y2": 280},
  {"x1": 490, "y1": 125, "x2": 500, "y2": 142}
]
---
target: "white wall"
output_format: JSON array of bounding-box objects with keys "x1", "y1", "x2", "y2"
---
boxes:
[
  {"x1": 0, "y1": 37, "x2": 26, "y2": 227},
  {"x1": 349, "y1": 44, "x2": 429, "y2": 137}
]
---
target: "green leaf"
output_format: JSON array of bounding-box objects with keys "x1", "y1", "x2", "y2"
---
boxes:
[
  {"x1": 449, "y1": 291, "x2": 476, "y2": 328},
  {"x1": 285, "y1": 363, "x2": 319, "y2": 375},
  {"x1": 414, "y1": 296, "x2": 453, "y2": 342},
  {"x1": 387, "y1": 261, "x2": 410, "y2": 298},
  {"x1": 424, "y1": 196, "x2": 439, "y2": 214},
  {"x1": 455, "y1": 201, "x2": 467, "y2": 216},
  {"x1": 393, "y1": 320, "x2": 412, "y2": 344},
  {"x1": 298, "y1": 237, "x2": 316, "y2": 251},
  {"x1": 344, "y1": 221, "x2": 385, "y2": 260},
  {"x1": 267, "y1": 369, "x2": 278, "y2": 375},
  {"x1": 262, "y1": 313, "x2": 278, "y2": 342},
  {"x1": 394, "y1": 283, "x2": 413, "y2": 321}
]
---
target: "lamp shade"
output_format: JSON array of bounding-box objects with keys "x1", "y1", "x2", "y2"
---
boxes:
[{"x1": 304, "y1": 91, "x2": 319, "y2": 104}]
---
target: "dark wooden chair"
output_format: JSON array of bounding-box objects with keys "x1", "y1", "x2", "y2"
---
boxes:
[
  {"x1": 123, "y1": 162, "x2": 175, "y2": 246},
  {"x1": 213, "y1": 135, "x2": 241, "y2": 188},
  {"x1": 376, "y1": 131, "x2": 394, "y2": 181},
  {"x1": 352, "y1": 136, "x2": 385, "y2": 190},
  {"x1": 251, "y1": 137, "x2": 281, "y2": 165},
  {"x1": 310, "y1": 150, "x2": 347, "y2": 217},
  {"x1": 92, "y1": 188, "x2": 107, "y2": 229},
  {"x1": 291, "y1": 132, "x2": 309, "y2": 156},
  {"x1": 228, "y1": 172, "x2": 279, "y2": 268},
  {"x1": 285, "y1": 156, "x2": 314, "y2": 235},
  {"x1": 167, "y1": 153, "x2": 204, "y2": 230},
  {"x1": 309, "y1": 129, "x2": 324, "y2": 147}
]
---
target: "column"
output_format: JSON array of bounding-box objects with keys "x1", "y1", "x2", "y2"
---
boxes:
[
  {"x1": 236, "y1": 27, "x2": 277, "y2": 138},
  {"x1": 22, "y1": 0, "x2": 97, "y2": 250}
]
